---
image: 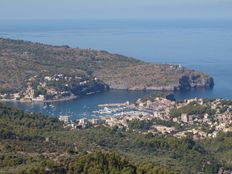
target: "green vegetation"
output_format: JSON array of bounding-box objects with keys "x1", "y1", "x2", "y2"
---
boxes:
[
  {"x1": 0, "y1": 104, "x2": 179, "y2": 173},
  {"x1": 200, "y1": 132, "x2": 232, "y2": 169},
  {"x1": 0, "y1": 103, "x2": 61, "y2": 139},
  {"x1": 128, "y1": 120, "x2": 154, "y2": 130},
  {"x1": 140, "y1": 92, "x2": 176, "y2": 102},
  {"x1": 1, "y1": 102, "x2": 232, "y2": 173},
  {"x1": 15, "y1": 151, "x2": 176, "y2": 174},
  {"x1": 170, "y1": 101, "x2": 215, "y2": 118},
  {"x1": 127, "y1": 119, "x2": 182, "y2": 131}
]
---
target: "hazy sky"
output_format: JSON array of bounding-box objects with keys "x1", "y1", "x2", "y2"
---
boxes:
[{"x1": 1, "y1": 0, "x2": 232, "y2": 20}]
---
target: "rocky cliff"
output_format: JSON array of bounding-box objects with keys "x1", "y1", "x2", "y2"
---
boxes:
[{"x1": 94, "y1": 64, "x2": 214, "y2": 91}]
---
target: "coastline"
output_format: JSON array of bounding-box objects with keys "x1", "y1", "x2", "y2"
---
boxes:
[
  {"x1": 43, "y1": 95, "x2": 78, "y2": 103},
  {"x1": 0, "y1": 95, "x2": 78, "y2": 104},
  {"x1": 0, "y1": 88, "x2": 170, "y2": 104},
  {"x1": 0, "y1": 86, "x2": 213, "y2": 104}
]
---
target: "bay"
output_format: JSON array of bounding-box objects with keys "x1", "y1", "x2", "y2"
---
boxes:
[{"x1": 0, "y1": 19, "x2": 231, "y2": 118}]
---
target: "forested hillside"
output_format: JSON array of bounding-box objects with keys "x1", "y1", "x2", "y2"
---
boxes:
[{"x1": 1, "y1": 103, "x2": 232, "y2": 173}]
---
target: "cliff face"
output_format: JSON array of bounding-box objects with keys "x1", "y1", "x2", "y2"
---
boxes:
[
  {"x1": 178, "y1": 74, "x2": 214, "y2": 91},
  {"x1": 94, "y1": 64, "x2": 214, "y2": 91},
  {"x1": 0, "y1": 38, "x2": 214, "y2": 101}
]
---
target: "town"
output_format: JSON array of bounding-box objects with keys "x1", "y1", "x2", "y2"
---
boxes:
[{"x1": 59, "y1": 95, "x2": 232, "y2": 140}]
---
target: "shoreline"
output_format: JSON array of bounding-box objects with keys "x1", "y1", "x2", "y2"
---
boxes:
[
  {"x1": 0, "y1": 95, "x2": 78, "y2": 104},
  {"x1": 0, "y1": 89, "x2": 156, "y2": 104},
  {"x1": 43, "y1": 95, "x2": 78, "y2": 103},
  {"x1": 0, "y1": 88, "x2": 169, "y2": 104},
  {"x1": 0, "y1": 87, "x2": 215, "y2": 104}
]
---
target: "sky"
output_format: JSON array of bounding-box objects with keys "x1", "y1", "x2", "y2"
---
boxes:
[{"x1": 0, "y1": 0, "x2": 232, "y2": 20}]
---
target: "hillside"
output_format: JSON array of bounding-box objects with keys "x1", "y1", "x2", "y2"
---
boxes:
[
  {"x1": 0, "y1": 38, "x2": 214, "y2": 101},
  {"x1": 1, "y1": 103, "x2": 232, "y2": 173},
  {"x1": 0, "y1": 103, "x2": 177, "y2": 174}
]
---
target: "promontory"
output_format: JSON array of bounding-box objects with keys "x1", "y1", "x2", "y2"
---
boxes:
[{"x1": 0, "y1": 38, "x2": 214, "y2": 102}]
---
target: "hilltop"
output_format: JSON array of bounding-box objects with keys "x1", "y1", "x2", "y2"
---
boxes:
[{"x1": 0, "y1": 38, "x2": 214, "y2": 101}]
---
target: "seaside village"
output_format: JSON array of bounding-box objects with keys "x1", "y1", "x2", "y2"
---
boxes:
[
  {"x1": 0, "y1": 73, "x2": 93, "y2": 102},
  {"x1": 59, "y1": 96, "x2": 232, "y2": 140}
]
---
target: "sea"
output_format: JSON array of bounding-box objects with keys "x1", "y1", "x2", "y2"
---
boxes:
[{"x1": 0, "y1": 19, "x2": 232, "y2": 118}]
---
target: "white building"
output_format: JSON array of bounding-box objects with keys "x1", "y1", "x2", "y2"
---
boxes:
[
  {"x1": 59, "y1": 115, "x2": 70, "y2": 124},
  {"x1": 91, "y1": 119, "x2": 101, "y2": 125},
  {"x1": 181, "y1": 113, "x2": 189, "y2": 123},
  {"x1": 79, "y1": 118, "x2": 88, "y2": 125}
]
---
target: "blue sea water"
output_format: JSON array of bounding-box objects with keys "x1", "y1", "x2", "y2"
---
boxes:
[{"x1": 0, "y1": 19, "x2": 232, "y2": 118}]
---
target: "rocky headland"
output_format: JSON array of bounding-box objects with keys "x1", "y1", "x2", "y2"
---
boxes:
[{"x1": 0, "y1": 38, "x2": 214, "y2": 102}]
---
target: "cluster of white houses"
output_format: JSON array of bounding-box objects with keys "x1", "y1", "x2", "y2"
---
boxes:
[{"x1": 59, "y1": 97, "x2": 232, "y2": 139}]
